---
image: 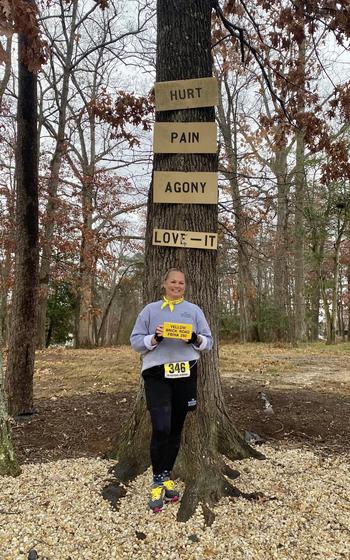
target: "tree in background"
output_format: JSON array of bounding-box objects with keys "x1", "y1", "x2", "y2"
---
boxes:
[
  {"x1": 36, "y1": 0, "x2": 154, "y2": 348},
  {"x1": 5, "y1": 0, "x2": 44, "y2": 416}
]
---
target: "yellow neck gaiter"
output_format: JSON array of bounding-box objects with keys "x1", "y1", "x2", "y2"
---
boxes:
[{"x1": 161, "y1": 296, "x2": 184, "y2": 312}]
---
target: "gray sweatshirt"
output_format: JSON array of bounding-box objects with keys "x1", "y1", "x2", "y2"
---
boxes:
[{"x1": 130, "y1": 299, "x2": 213, "y2": 372}]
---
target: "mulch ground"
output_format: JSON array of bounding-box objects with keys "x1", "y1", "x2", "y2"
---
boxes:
[{"x1": 12, "y1": 379, "x2": 350, "y2": 464}]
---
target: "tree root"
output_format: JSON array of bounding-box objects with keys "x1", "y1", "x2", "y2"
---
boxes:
[{"x1": 218, "y1": 407, "x2": 266, "y2": 461}]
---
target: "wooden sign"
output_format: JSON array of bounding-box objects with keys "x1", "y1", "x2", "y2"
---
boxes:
[
  {"x1": 153, "y1": 122, "x2": 217, "y2": 153},
  {"x1": 155, "y1": 77, "x2": 218, "y2": 111},
  {"x1": 163, "y1": 322, "x2": 192, "y2": 340},
  {"x1": 153, "y1": 171, "x2": 218, "y2": 204},
  {"x1": 153, "y1": 228, "x2": 218, "y2": 250}
]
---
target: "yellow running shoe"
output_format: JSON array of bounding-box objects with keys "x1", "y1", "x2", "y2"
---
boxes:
[
  {"x1": 148, "y1": 484, "x2": 165, "y2": 512},
  {"x1": 163, "y1": 478, "x2": 180, "y2": 503}
]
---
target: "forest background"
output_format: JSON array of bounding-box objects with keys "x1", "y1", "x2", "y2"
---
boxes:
[{"x1": 1, "y1": 0, "x2": 350, "y2": 355}]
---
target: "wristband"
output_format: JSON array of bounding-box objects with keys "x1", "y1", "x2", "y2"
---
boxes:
[{"x1": 154, "y1": 333, "x2": 164, "y2": 343}]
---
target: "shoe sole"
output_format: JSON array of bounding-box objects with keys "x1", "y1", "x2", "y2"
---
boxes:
[
  {"x1": 150, "y1": 506, "x2": 165, "y2": 513},
  {"x1": 164, "y1": 496, "x2": 180, "y2": 503}
]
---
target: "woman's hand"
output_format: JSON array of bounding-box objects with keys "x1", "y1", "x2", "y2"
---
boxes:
[
  {"x1": 152, "y1": 324, "x2": 164, "y2": 345},
  {"x1": 186, "y1": 332, "x2": 202, "y2": 345}
]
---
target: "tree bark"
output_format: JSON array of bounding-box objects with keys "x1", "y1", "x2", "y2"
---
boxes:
[
  {"x1": 110, "y1": 0, "x2": 262, "y2": 524},
  {"x1": 5, "y1": 11, "x2": 39, "y2": 416},
  {"x1": 0, "y1": 340, "x2": 21, "y2": 476}
]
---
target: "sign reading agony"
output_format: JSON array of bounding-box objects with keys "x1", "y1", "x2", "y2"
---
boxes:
[
  {"x1": 153, "y1": 122, "x2": 217, "y2": 153},
  {"x1": 154, "y1": 77, "x2": 218, "y2": 111},
  {"x1": 153, "y1": 228, "x2": 218, "y2": 250},
  {"x1": 163, "y1": 322, "x2": 192, "y2": 340},
  {"x1": 153, "y1": 171, "x2": 218, "y2": 204}
]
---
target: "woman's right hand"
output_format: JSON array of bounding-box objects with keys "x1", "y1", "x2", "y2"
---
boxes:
[{"x1": 152, "y1": 324, "x2": 164, "y2": 345}]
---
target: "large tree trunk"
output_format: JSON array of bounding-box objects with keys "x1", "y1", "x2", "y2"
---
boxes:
[
  {"x1": 111, "y1": 0, "x2": 262, "y2": 524},
  {"x1": 5, "y1": 14, "x2": 39, "y2": 416},
  {"x1": 0, "y1": 332, "x2": 20, "y2": 476}
]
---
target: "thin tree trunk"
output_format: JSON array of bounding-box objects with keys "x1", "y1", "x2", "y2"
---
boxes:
[
  {"x1": 272, "y1": 148, "x2": 290, "y2": 341},
  {"x1": 36, "y1": 0, "x2": 78, "y2": 348},
  {"x1": 293, "y1": 6, "x2": 306, "y2": 344},
  {"x1": 111, "y1": 0, "x2": 262, "y2": 525},
  {"x1": 328, "y1": 230, "x2": 343, "y2": 344},
  {"x1": 309, "y1": 271, "x2": 320, "y2": 340},
  {"x1": 347, "y1": 263, "x2": 350, "y2": 342},
  {"x1": 76, "y1": 175, "x2": 95, "y2": 347},
  {"x1": 0, "y1": 36, "x2": 12, "y2": 109},
  {"x1": 294, "y1": 129, "x2": 306, "y2": 341},
  {"x1": 5, "y1": 12, "x2": 39, "y2": 416}
]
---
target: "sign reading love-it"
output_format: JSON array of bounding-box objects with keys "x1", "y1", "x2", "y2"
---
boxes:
[{"x1": 153, "y1": 228, "x2": 218, "y2": 250}]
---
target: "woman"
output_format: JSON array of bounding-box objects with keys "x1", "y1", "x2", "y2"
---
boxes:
[{"x1": 130, "y1": 268, "x2": 213, "y2": 512}]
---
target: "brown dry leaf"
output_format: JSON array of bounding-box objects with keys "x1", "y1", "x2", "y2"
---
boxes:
[
  {"x1": 203, "y1": 547, "x2": 217, "y2": 557},
  {"x1": 0, "y1": 41, "x2": 9, "y2": 63},
  {"x1": 0, "y1": 20, "x2": 13, "y2": 37},
  {"x1": 0, "y1": 0, "x2": 12, "y2": 19}
]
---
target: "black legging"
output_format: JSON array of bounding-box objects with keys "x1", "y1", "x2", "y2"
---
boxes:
[{"x1": 142, "y1": 362, "x2": 197, "y2": 475}]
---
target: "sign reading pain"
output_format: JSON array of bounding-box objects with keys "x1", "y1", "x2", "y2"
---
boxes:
[
  {"x1": 163, "y1": 322, "x2": 193, "y2": 340},
  {"x1": 153, "y1": 122, "x2": 217, "y2": 153}
]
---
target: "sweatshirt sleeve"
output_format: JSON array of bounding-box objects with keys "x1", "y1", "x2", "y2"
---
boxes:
[
  {"x1": 130, "y1": 306, "x2": 155, "y2": 353},
  {"x1": 193, "y1": 307, "x2": 213, "y2": 352}
]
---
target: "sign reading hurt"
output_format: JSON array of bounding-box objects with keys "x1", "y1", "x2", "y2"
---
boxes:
[
  {"x1": 153, "y1": 122, "x2": 217, "y2": 153},
  {"x1": 163, "y1": 322, "x2": 193, "y2": 340},
  {"x1": 155, "y1": 77, "x2": 218, "y2": 111},
  {"x1": 153, "y1": 228, "x2": 218, "y2": 250},
  {"x1": 153, "y1": 171, "x2": 218, "y2": 204}
]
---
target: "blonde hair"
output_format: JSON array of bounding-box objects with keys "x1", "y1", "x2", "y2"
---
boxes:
[{"x1": 162, "y1": 268, "x2": 185, "y2": 283}]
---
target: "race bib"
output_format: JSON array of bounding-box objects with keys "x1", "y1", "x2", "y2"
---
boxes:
[{"x1": 164, "y1": 361, "x2": 190, "y2": 378}]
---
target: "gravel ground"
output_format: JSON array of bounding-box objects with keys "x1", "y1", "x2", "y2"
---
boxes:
[{"x1": 1, "y1": 444, "x2": 349, "y2": 560}]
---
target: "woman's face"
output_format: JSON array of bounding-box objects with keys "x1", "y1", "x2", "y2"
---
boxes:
[{"x1": 163, "y1": 271, "x2": 186, "y2": 300}]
